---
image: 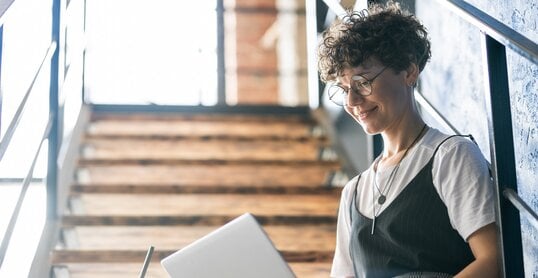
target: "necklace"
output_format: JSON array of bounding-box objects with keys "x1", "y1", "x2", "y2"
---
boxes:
[{"x1": 371, "y1": 124, "x2": 428, "y2": 235}]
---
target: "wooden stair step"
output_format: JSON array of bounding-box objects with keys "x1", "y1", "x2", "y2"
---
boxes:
[
  {"x1": 87, "y1": 119, "x2": 320, "y2": 139},
  {"x1": 52, "y1": 263, "x2": 169, "y2": 278},
  {"x1": 81, "y1": 138, "x2": 331, "y2": 161},
  {"x1": 77, "y1": 158, "x2": 340, "y2": 167},
  {"x1": 52, "y1": 262, "x2": 331, "y2": 278},
  {"x1": 60, "y1": 225, "x2": 335, "y2": 252},
  {"x1": 76, "y1": 164, "x2": 339, "y2": 187},
  {"x1": 70, "y1": 183, "x2": 341, "y2": 194},
  {"x1": 51, "y1": 250, "x2": 333, "y2": 263},
  {"x1": 69, "y1": 194, "x2": 340, "y2": 217},
  {"x1": 90, "y1": 113, "x2": 315, "y2": 124},
  {"x1": 62, "y1": 215, "x2": 337, "y2": 226},
  {"x1": 85, "y1": 134, "x2": 327, "y2": 141}
]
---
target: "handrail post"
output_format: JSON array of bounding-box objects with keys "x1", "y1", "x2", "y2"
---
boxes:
[
  {"x1": 216, "y1": 0, "x2": 226, "y2": 105},
  {"x1": 48, "y1": 0, "x2": 61, "y2": 220},
  {"x1": 481, "y1": 34, "x2": 524, "y2": 278},
  {"x1": 305, "y1": 0, "x2": 322, "y2": 109},
  {"x1": 82, "y1": 0, "x2": 88, "y2": 104}
]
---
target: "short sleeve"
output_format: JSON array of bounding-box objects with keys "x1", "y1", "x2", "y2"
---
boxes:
[
  {"x1": 330, "y1": 179, "x2": 356, "y2": 278},
  {"x1": 432, "y1": 138, "x2": 496, "y2": 241}
]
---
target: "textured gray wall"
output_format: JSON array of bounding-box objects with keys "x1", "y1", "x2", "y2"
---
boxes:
[{"x1": 415, "y1": 0, "x2": 537, "y2": 276}]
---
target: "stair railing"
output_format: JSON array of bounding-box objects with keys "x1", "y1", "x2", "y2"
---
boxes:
[
  {"x1": 0, "y1": 0, "x2": 68, "y2": 273},
  {"x1": 308, "y1": 0, "x2": 538, "y2": 277}
]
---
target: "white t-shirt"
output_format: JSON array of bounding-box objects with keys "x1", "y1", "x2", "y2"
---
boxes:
[{"x1": 330, "y1": 128, "x2": 496, "y2": 278}]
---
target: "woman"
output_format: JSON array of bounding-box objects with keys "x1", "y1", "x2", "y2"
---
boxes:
[{"x1": 317, "y1": 2, "x2": 499, "y2": 277}]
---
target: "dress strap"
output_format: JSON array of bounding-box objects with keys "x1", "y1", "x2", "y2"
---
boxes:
[
  {"x1": 432, "y1": 134, "x2": 476, "y2": 157},
  {"x1": 430, "y1": 134, "x2": 491, "y2": 177}
]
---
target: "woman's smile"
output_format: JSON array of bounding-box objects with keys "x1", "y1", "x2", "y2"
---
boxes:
[
  {"x1": 357, "y1": 106, "x2": 378, "y2": 120},
  {"x1": 349, "y1": 105, "x2": 379, "y2": 122}
]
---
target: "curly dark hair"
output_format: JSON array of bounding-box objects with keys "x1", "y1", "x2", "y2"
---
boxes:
[{"x1": 317, "y1": 1, "x2": 431, "y2": 82}]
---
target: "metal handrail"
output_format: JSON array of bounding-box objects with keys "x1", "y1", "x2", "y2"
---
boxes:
[
  {"x1": 413, "y1": 90, "x2": 460, "y2": 135},
  {"x1": 0, "y1": 0, "x2": 16, "y2": 26},
  {"x1": 503, "y1": 188, "x2": 538, "y2": 230},
  {"x1": 438, "y1": 0, "x2": 538, "y2": 65},
  {"x1": 0, "y1": 113, "x2": 54, "y2": 266},
  {"x1": 0, "y1": 41, "x2": 57, "y2": 161},
  {"x1": 0, "y1": 1, "x2": 61, "y2": 272}
]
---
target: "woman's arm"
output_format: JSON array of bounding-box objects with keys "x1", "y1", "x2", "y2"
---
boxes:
[
  {"x1": 432, "y1": 137, "x2": 499, "y2": 277},
  {"x1": 455, "y1": 223, "x2": 500, "y2": 278},
  {"x1": 330, "y1": 180, "x2": 357, "y2": 278}
]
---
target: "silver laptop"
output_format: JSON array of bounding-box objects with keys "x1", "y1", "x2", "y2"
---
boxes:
[{"x1": 161, "y1": 213, "x2": 296, "y2": 278}]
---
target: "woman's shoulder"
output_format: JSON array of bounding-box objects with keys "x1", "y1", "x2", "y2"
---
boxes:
[
  {"x1": 422, "y1": 128, "x2": 479, "y2": 153},
  {"x1": 422, "y1": 128, "x2": 487, "y2": 169},
  {"x1": 341, "y1": 174, "x2": 360, "y2": 195},
  {"x1": 340, "y1": 171, "x2": 370, "y2": 201}
]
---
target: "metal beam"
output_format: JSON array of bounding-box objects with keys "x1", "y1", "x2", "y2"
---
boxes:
[
  {"x1": 439, "y1": 0, "x2": 538, "y2": 65},
  {"x1": 481, "y1": 34, "x2": 524, "y2": 278}
]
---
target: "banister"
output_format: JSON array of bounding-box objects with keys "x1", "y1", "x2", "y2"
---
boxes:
[
  {"x1": 0, "y1": 0, "x2": 16, "y2": 26},
  {"x1": 0, "y1": 41, "x2": 57, "y2": 161},
  {"x1": 414, "y1": 90, "x2": 460, "y2": 135},
  {"x1": 0, "y1": 113, "x2": 54, "y2": 267},
  {"x1": 438, "y1": 0, "x2": 538, "y2": 65},
  {"x1": 503, "y1": 188, "x2": 538, "y2": 230}
]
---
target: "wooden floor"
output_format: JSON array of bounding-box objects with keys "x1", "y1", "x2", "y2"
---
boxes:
[{"x1": 51, "y1": 111, "x2": 344, "y2": 277}]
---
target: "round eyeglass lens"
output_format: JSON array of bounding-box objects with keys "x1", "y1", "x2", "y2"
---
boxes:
[
  {"x1": 351, "y1": 76, "x2": 372, "y2": 95},
  {"x1": 327, "y1": 85, "x2": 346, "y2": 106}
]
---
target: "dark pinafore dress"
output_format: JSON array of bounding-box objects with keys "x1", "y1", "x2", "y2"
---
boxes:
[{"x1": 349, "y1": 136, "x2": 475, "y2": 278}]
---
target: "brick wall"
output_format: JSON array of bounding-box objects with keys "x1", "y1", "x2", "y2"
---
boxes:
[{"x1": 224, "y1": 0, "x2": 307, "y2": 105}]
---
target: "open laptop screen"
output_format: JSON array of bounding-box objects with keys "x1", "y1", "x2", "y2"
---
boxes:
[{"x1": 161, "y1": 213, "x2": 296, "y2": 278}]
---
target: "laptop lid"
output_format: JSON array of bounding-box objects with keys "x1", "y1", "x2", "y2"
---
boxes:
[{"x1": 161, "y1": 213, "x2": 296, "y2": 278}]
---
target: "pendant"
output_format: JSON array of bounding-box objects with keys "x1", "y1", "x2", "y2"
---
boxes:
[
  {"x1": 377, "y1": 195, "x2": 386, "y2": 205},
  {"x1": 371, "y1": 216, "x2": 376, "y2": 235}
]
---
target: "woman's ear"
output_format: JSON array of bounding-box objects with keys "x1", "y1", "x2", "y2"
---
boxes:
[{"x1": 405, "y1": 63, "x2": 419, "y2": 87}]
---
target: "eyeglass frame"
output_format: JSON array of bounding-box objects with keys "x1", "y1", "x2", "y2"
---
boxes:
[{"x1": 327, "y1": 66, "x2": 389, "y2": 106}]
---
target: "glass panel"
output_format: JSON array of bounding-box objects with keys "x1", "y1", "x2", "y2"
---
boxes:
[
  {"x1": 0, "y1": 0, "x2": 52, "y2": 178},
  {"x1": 0, "y1": 0, "x2": 52, "y2": 141},
  {"x1": 0, "y1": 0, "x2": 51, "y2": 276}
]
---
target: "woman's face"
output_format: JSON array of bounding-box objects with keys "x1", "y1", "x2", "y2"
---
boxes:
[{"x1": 339, "y1": 60, "x2": 414, "y2": 135}]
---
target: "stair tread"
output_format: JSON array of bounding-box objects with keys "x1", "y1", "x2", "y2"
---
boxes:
[
  {"x1": 81, "y1": 137, "x2": 329, "y2": 161},
  {"x1": 87, "y1": 120, "x2": 317, "y2": 138},
  {"x1": 70, "y1": 184, "x2": 342, "y2": 194},
  {"x1": 70, "y1": 194, "x2": 340, "y2": 217},
  {"x1": 62, "y1": 215, "x2": 337, "y2": 226},
  {"x1": 90, "y1": 113, "x2": 314, "y2": 123},
  {"x1": 61, "y1": 225, "x2": 336, "y2": 251},
  {"x1": 77, "y1": 159, "x2": 340, "y2": 168},
  {"x1": 53, "y1": 262, "x2": 331, "y2": 278},
  {"x1": 51, "y1": 249, "x2": 333, "y2": 263},
  {"x1": 76, "y1": 164, "x2": 338, "y2": 186}
]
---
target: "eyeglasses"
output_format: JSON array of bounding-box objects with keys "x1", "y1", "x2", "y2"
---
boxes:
[{"x1": 327, "y1": 66, "x2": 388, "y2": 106}]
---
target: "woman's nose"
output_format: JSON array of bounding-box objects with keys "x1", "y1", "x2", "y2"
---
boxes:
[{"x1": 346, "y1": 90, "x2": 365, "y2": 106}]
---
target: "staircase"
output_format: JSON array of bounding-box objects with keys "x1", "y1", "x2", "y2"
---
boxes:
[{"x1": 50, "y1": 110, "x2": 343, "y2": 277}]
